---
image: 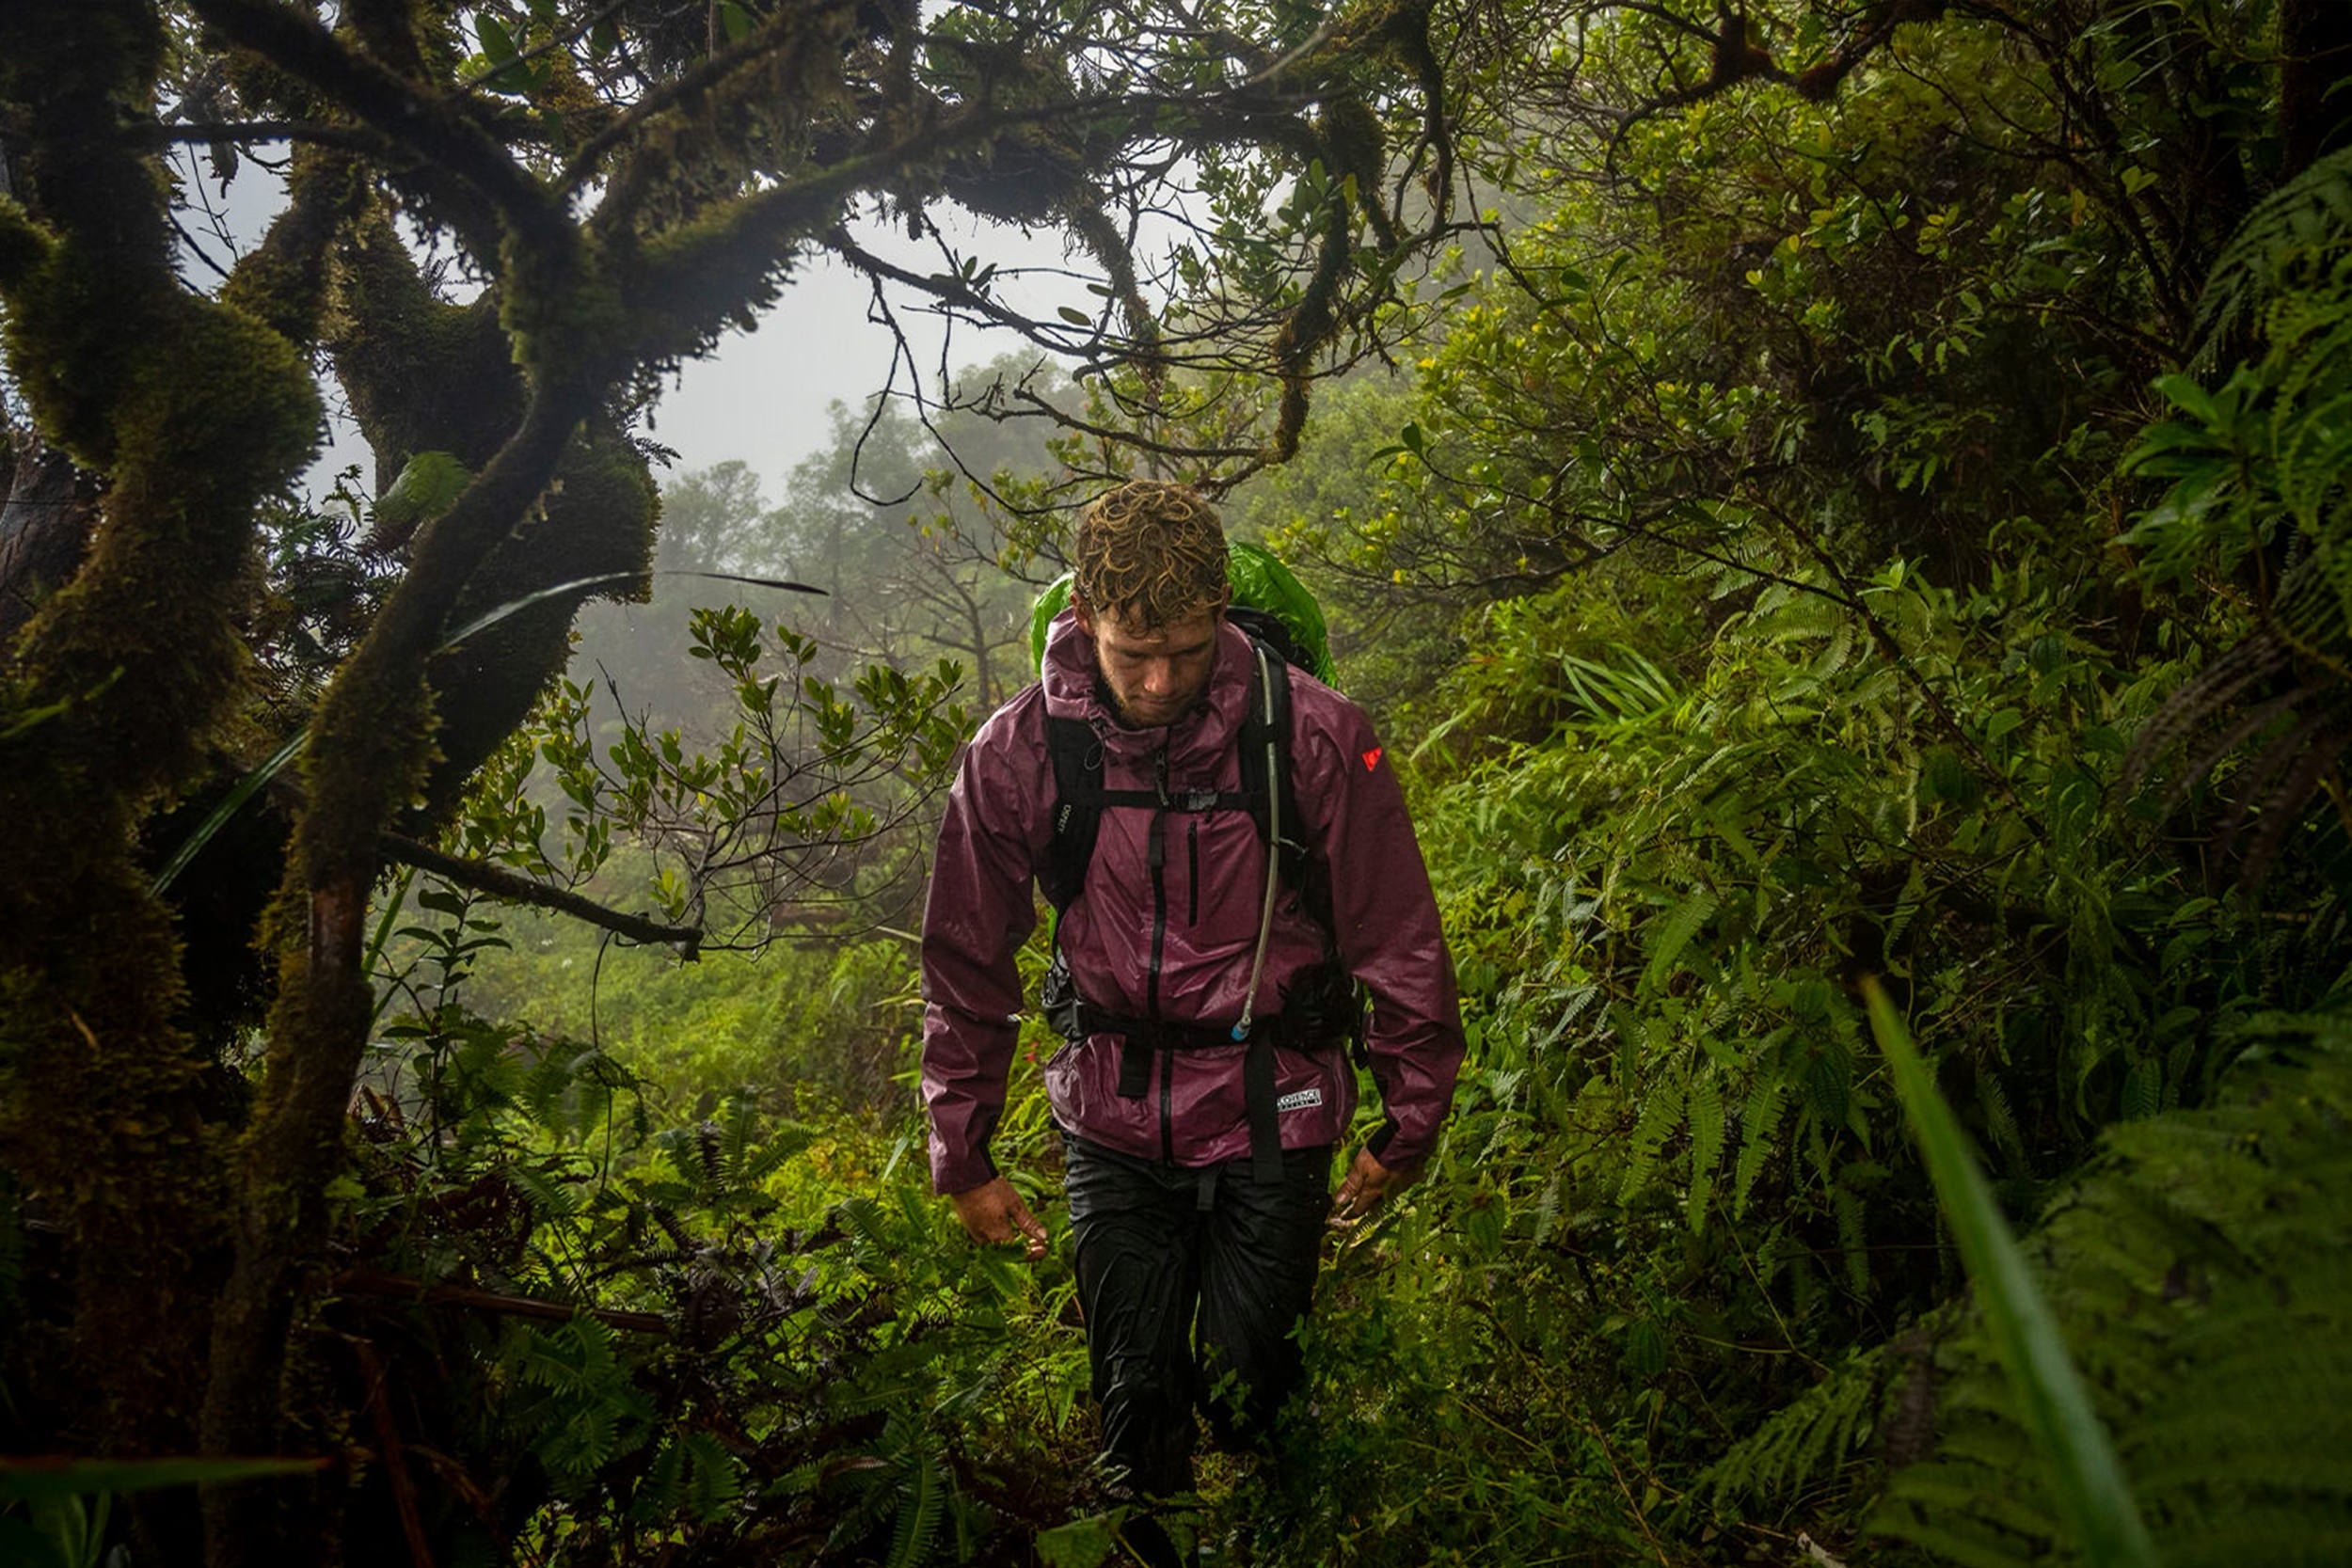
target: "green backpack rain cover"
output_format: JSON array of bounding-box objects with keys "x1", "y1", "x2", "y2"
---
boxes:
[{"x1": 1028, "y1": 539, "x2": 1336, "y2": 685}]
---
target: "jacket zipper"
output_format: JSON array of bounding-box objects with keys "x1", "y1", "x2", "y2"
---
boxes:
[
  {"x1": 1187, "y1": 821, "x2": 1200, "y2": 927},
  {"x1": 1149, "y1": 746, "x2": 1172, "y2": 1163}
]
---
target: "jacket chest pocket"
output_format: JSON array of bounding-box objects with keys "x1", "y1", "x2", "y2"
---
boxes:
[{"x1": 1185, "y1": 808, "x2": 1266, "y2": 936}]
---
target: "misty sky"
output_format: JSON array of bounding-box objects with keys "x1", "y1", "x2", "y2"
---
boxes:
[{"x1": 180, "y1": 144, "x2": 1089, "y2": 507}]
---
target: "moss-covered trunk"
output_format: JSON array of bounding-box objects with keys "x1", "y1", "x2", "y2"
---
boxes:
[
  {"x1": 199, "y1": 374, "x2": 598, "y2": 1562},
  {"x1": 0, "y1": 0, "x2": 320, "y2": 1528}
]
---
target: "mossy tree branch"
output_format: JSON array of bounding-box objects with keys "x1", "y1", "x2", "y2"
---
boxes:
[{"x1": 185, "y1": 0, "x2": 565, "y2": 267}]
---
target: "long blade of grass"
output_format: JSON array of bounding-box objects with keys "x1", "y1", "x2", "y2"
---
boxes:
[
  {"x1": 149, "y1": 730, "x2": 305, "y2": 895},
  {"x1": 1860, "y1": 976, "x2": 2160, "y2": 1568},
  {"x1": 0, "y1": 1455, "x2": 326, "y2": 1502},
  {"x1": 435, "y1": 567, "x2": 822, "y2": 652}
]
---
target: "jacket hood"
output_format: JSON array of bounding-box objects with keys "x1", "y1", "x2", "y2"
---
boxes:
[{"x1": 1039, "y1": 607, "x2": 1253, "y2": 763}]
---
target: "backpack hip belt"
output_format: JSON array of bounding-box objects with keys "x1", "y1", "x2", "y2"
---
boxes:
[{"x1": 1041, "y1": 985, "x2": 1345, "y2": 1187}]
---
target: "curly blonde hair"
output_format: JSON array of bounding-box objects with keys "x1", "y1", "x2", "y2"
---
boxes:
[{"x1": 1071, "y1": 481, "x2": 1229, "y2": 630}]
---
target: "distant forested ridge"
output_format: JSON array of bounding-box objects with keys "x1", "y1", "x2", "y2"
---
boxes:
[{"x1": 3, "y1": 1, "x2": 2349, "y2": 1565}]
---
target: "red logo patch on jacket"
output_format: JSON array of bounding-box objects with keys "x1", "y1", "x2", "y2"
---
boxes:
[{"x1": 1361, "y1": 748, "x2": 1383, "y2": 771}]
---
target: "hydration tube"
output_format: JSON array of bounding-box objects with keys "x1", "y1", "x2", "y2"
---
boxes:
[{"x1": 1232, "y1": 643, "x2": 1281, "y2": 1042}]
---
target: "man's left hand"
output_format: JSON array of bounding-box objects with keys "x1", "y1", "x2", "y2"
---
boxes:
[{"x1": 1332, "y1": 1147, "x2": 1417, "y2": 1225}]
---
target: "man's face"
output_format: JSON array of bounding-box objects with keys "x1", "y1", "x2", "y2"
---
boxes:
[{"x1": 1074, "y1": 600, "x2": 1224, "y2": 728}]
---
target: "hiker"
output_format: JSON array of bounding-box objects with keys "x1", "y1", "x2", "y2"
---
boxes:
[{"x1": 918, "y1": 480, "x2": 1464, "y2": 1531}]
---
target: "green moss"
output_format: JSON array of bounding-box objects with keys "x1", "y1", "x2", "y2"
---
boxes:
[
  {"x1": 327, "y1": 209, "x2": 523, "y2": 478},
  {"x1": 0, "y1": 200, "x2": 48, "y2": 288},
  {"x1": 13, "y1": 293, "x2": 321, "y2": 805},
  {"x1": 0, "y1": 0, "x2": 329, "y2": 1464},
  {"x1": 220, "y1": 147, "x2": 370, "y2": 348},
  {"x1": 500, "y1": 232, "x2": 628, "y2": 387}
]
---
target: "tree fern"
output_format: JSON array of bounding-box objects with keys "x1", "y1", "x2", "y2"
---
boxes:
[
  {"x1": 1867, "y1": 1010, "x2": 2352, "y2": 1565},
  {"x1": 2191, "y1": 143, "x2": 2352, "y2": 367}
]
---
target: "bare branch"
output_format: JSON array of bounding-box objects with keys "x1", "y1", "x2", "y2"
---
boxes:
[
  {"x1": 379, "y1": 831, "x2": 704, "y2": 956},
  {"x1": 128, "y1": 119, "x2": 391, "y2": 154},
  {"x1": 336, "y1": 1267, "x2": 671, "y2": 1336}
]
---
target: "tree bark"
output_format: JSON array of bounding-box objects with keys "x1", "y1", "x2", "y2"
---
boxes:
[
  {"x1": 0, "y1": 8, "x2": 320, "y2": 1563},
  {"x1": 0, "y1": 430, "x2": 92, "y2": 647},
  {"x1": 322, "y1": 203, "x2": 658, "y2": 832}
]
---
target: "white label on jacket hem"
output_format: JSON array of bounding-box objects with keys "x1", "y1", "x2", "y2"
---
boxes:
[{"x1": 1275, "y1": 1087, "x2": 1323, "y2": 1114}]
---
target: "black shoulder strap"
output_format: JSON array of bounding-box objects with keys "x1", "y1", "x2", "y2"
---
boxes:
[
  {"x1": 1237, "y1": 642, "x2": 1311, "y2": 897},
  {"x1": 1041, "y1": 639, "x2": 1310, "y2": 915},
  {"x1": 1041, "y1": 715, "x2": 1099, "y2": 912}
]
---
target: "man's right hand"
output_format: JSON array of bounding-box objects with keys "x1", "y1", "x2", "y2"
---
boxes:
[{"x1": 947, "y1": 1175, "x2": 1049, "y2": 1260}]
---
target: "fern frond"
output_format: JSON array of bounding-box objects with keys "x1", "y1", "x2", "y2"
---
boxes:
[
  {"x1": 1685, "y1": 1069, "x2": 1724, "y2": 1231},
  {"x1": 1974, "y1": 1072, "x2": 2023, "y2": 1169},
  {"x1": 1872, "y1": 1499, "x2": 2052, "y2": 1568},
  {"x1": 1532, "y1": 1169, "x2": 1564, "y2": 1247},
  {"x1": 2119, "y1": 629, "x2": 2295, "y2": 799},
  {"x1": 2161, "y1": 1512, "x2": 2352, "y2": 1568},
  {"x1": 1855, "y1": 1017, "x2": 2352, "y2": 1565},
  {"x1": 520, "y1": 1318, "x2": 620, "y2": 1395},
  {"x1": 534, "y1": 1397, "x2": 621, "y2": 1486},
  {"x1": 1881, "y1": 1465, "x2": 2060, "y2": 1546},
  {"x1": 837, "y1": 1194, "x2": 896, "y2": 1267},
  {"x1": 1619, "y1": 1070, "x2": 1687, "y2": 1203},
  {"x1": 1733, "y1": 1073, "x2": 1787, "y2": 1220},
  {"x1": 885, "y1": 1439, "x2": 945, "y2": 1568},
  {"x1": 1642, "y1": 888, "x2": 1719, "y2": 993},
  {"x1": 2132, "y1": 1438, "x2": 2352, "y2": 1495},
  {"x1": 507, "y1": 1159, "x2": 582, "y2": 1218},
  {"x1": 772, "y1": 1460, "x2": 824, "y2": 1497},
  {"x1": 682, "y1": 1430, "x2": 743, "y2": 1522},
  {"x1": 1707, "y1": 1344, "x2": 1889, "y2": 1505},
  {"x1": 642, "y1": 1432, "x2": 687, "y2": 1514}
]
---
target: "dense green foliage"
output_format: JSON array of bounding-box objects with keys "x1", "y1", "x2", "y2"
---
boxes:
[{"x1": 6, "y1": 0, "x2": 2352, "y2": 1564}]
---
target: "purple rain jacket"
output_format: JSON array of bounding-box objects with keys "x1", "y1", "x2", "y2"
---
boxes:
[{"x1": 919, "y1": 609, "x2": 1465, "y2": 1194}]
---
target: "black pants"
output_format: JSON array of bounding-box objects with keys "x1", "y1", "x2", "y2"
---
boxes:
[{"x1": 1064, "y1": 1134, "x2": 1332, "y2": 1499}]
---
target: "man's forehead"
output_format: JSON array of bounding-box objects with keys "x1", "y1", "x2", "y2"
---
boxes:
[{"x1": 1095, "y1": 604, "x2": 1222, "y2": 649}]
